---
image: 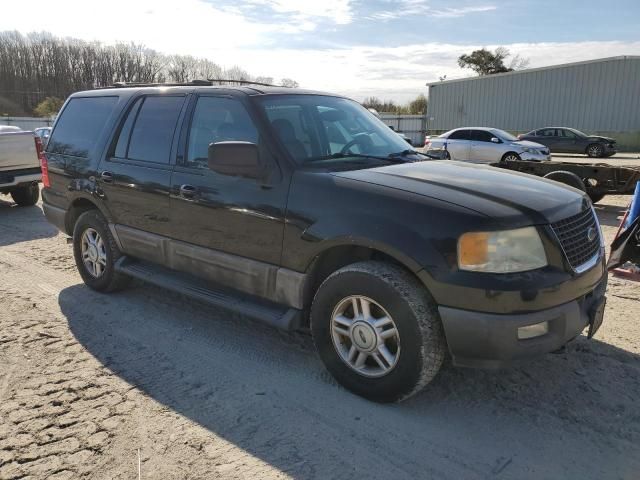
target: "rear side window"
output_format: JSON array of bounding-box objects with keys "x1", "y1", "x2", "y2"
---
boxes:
[
  {"x1": 127, "y1": 96, "x2": 185, "y2": 164},
  {"x1": 448, "y1": 129, "x2": 470, "y2": 140},
  {"x1": 112, "y1": 95, "x2": 185, "y2": 164},
  {"x1": 537, "y1": 128, "x2": 556, "y2": 137},
  {"x1": 48, "y1": 96, "x2": 118, "y2": 157}
]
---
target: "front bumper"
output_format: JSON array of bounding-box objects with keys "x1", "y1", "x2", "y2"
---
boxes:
[
  {"x1": 438, "y1": 275, "x2": 607, "y2": 368},
  {"x1": 520, "y1": 151, "x2": 551, "y2": 162}
]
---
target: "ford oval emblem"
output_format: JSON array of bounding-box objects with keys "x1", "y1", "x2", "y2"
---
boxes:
[{"x1": 587, "y1": 227, "x2": 597, "y2": 242}]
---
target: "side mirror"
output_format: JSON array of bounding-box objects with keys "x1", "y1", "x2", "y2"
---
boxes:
[
  {"x1": 207, "y1": 141, "x2": 265, "y2": 180},
  {"x1": 491, "y1": 137, "x2": 501, "y2": 143}
]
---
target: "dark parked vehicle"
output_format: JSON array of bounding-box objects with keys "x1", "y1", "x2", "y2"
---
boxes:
[
  {"x1": 42, "y1": 82, "x2": 607, "y2": 402},
  {"x1": 518, "y1": 127, "x2": 616, "y2": 158}
]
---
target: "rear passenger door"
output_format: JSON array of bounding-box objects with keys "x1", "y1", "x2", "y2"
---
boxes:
[
  {"x1": 535, "y1": 128, "x2": 559, "y2": 151},
  {"x1": 445, "y1": 129, "x2": 471, "y2": 161},
  {"x1": 97, "y1": 94, "x2": 187, "y2": 249}
]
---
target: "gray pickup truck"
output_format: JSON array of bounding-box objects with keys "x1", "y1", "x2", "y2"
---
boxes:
[{"x1": 0, "y1": 126, "x2": 41, "y2": 206}]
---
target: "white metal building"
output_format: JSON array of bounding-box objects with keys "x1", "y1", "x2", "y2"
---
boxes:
[{"x1": 426, "y1": 56, "x2": 640, "y2": 150}]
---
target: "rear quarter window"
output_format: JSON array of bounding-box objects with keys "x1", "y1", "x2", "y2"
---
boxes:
[{"x1": 47, "y1": 96, "x2": 118, "y2": 157}]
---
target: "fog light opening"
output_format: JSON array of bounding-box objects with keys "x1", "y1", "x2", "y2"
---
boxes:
[{"x1": 518, "y1": 321, "x2": 549, "y2": 340}]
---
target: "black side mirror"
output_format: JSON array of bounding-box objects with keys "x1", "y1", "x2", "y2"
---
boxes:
[{"x1": 207, "y1": 141, "x2": 265, "y2": 180}]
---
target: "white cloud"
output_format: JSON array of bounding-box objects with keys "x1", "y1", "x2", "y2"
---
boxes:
[
  {"x1": 0, "y1": 1, "x2": 638, "y2": 103},
  {"x1": 367, "y1": 1, "x2": 496, "y2": 21}
]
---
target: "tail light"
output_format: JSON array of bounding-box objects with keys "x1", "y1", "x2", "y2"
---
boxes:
[
  {"x1": 517, "y1": 134, "x2": 523, "y2": 139},
  {"x1": 424, "y1": 136, "x2": 431, "y2": 146},
  {"x1": 35, "y1": 136, "x2": 50, "y2": 188}
]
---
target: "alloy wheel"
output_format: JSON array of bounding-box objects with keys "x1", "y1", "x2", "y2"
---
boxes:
[
  {"x1": 330, "y1": 295, "x2": 401, "y2": 378},
  {"x1": 80, "y1": 228, "x2": 107, "y2": 278}
]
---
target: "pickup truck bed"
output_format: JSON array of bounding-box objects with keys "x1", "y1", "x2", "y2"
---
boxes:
[{"x1": 0, "y1": 131, "x2": 41, "y2": 206}]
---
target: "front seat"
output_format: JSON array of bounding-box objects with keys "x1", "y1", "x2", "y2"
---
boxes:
[{"x1": 271, "y1": 119, "x2": 308, "y2": 161}]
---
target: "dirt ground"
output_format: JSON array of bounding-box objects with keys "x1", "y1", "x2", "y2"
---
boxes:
[{"x1": 0, "y1": 192, "x2": 638, "y2": 480}]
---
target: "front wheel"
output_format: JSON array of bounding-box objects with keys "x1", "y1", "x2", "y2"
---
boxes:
[
  {"x1": 10, "y1": 183, "x2": 39, "y2": 206},
  {"x1": 586, "y1": 144, "x2": 604, "y2": 158},
  {"x1": 311, "y1": 261, "x2": 446, "y2": 403},
  {"x1": 501, "y1": 152, "x2": 521, "y2": 163}
]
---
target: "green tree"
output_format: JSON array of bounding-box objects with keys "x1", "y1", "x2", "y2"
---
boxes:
[
  {"x1": 407, "y1": 94, "x2": 427, "y2": 114},
  {"x1": 458, "y1": 47, "x2": 528, "y2": 76},
  {"x1": 34, "y1": 97, "x2": 64, "y2": 117}
]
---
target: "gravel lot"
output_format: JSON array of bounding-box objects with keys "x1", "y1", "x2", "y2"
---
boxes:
[{"x1": 0, "y1": 191, "x2": 639, "y2": 479}]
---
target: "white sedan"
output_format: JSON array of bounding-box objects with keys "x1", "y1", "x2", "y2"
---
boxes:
[{"x1": 425, "y1": 127, "x2": 551, "y2": 164}]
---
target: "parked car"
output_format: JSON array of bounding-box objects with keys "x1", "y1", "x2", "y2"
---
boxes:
[
  {"x1": 0, "y1": 128, "x2": 41, "y2": 206},
  {"x1": 42, "y1": 83, "x2": 606, "y2": 402},
  {"x1": 426, "y1": 127, "x2": 551, "y2": 163},
  {"x1": 518, "y1": 127, "x2": 616, "y2": 158},
  {"x1": 34, "y1": 126, "x2": 52, "y2": 147},
  {"x1": 367, "y1": 108, "x2": 413, "y2": 145}
]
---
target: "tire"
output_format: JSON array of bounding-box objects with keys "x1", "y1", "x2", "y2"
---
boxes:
[
  {"x1": 310, "y1": 261, "x2": 446, "y2": 403},
  {"x1": 588, "y1": 192, "x2": 605, "y2": 204},
  {"x1": 586, "y1": 143, "x2": 604, "y2": 158},
  {"x1": 10, "y1": 183, "x2": 39, "y2": 207},
  {"x1": 72, "y1": 210, "x2": 130, "y2": 292},
  {"x1": 501, "y1": 152, "x2": 521, "y2": 163},
  {"x1": 543, "y1": 170, "x2": 586, "y2": 192}
]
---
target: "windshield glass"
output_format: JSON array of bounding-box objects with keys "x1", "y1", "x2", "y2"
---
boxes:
[
  {"x1": 491, "y1": 128, "x2": 519, "y2": 142},
  {"x1": 256, "y1": 95, "x2": 412, "y2": 164}
]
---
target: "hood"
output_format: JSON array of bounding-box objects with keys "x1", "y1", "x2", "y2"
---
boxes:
[
  {"x1": 333, "y1": 160, "x2": 588, "y2": 226},
  {"x1": 512, "y1": 139, "x2": 547, "y2": 149},
  {"x1": 587, "y1": 135, "x2": 616, "y2": 143}
]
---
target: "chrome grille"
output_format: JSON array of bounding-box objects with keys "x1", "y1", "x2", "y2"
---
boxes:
[{"x1": 551, "y1": 208, "x2": 601, "y2": 270}]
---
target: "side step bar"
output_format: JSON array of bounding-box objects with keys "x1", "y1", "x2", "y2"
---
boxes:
[{"x1": 115, "y1": 257, "x2": 303, "y2": 331}]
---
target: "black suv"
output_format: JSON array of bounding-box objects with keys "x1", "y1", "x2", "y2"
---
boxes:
[{"x1": 42, "y1": 82, "x2": 607, "y2": 402}]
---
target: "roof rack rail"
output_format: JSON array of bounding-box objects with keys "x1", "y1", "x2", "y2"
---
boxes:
[{"x1": 109, "y1": 79, "x2": 280, "y2": 89}]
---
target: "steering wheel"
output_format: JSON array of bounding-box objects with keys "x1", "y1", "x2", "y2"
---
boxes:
[
  {"x1": 340, "y1": 138, "x2": 360, "y2": 155},
  {"x1": 340, "y1": 133, "x2": 373, "y2": 155}
]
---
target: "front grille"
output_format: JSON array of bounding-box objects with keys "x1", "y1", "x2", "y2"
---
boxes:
[{"x1": 551, "y1": 208, "x2": 601, "y2": 270}]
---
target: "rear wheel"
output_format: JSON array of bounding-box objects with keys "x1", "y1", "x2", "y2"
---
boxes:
[
  {"x1": 586, "y1": 143, "x2": 604, "y2": 158},
  {"x1": 10, "y1": 183, "x2": 39, "y2": 207},
  {"x1": 73, "y1": 210, "x2": 130, "y2": 292},
  {"x1": 543, "y1": 170, "x2": 586, "y2": 192},
  {"x1": 311, "y1": 261, "x2": 446, "y2": 403}
]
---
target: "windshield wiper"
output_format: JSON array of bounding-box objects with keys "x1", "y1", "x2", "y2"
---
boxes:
[{"x1": 307, "y1": 152, "x2": 409, "y2": 163}]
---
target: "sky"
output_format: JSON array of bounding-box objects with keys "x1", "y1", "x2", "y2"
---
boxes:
[{"x1": 2, "y1": 0, "x2": 639, "y2": 103}]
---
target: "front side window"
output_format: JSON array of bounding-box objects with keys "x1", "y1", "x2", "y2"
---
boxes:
[
  {"x1": 559, "y1": 129, "x2": 577, "y2": 139},
  {"x1": 186, "y1": 96, "x2": 259, "y2": 167},
  {"x1": 48, "y1": 96, "x2": 118, "y2": 157},
  {"x1": 471, "y1": 130, "x2": 493, "y2": 142},
  {"x1": 257, "y1": 95, "x2": 410, "y2": 164}
]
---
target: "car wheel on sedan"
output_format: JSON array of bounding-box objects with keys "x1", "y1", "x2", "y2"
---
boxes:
[
  {"x1": 311, "y1": 261, "x2": 446, "y2": 403},
  {"x1": 586, "y1": 143, "x2": 604, "y2": 158},
  {"x1": 73, "y1": 210, "x2": 130, "y2": 292},
  {"x1": 501, "y1": 152, "x2": 521, "y2": 163}
]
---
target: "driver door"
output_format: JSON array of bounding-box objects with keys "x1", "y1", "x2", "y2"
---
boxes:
[{"x1": 169, "y1": 94, "x2": 289, "y2": 265}]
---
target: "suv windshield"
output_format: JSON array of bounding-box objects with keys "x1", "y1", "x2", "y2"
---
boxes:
[{"x1": 256, "y1": 95, "x2": 414, "y2": 165}]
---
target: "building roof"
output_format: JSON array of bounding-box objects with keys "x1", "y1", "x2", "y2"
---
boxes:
[{"x1": 427, "y1": 55, "x2": 640, "y2": 87}]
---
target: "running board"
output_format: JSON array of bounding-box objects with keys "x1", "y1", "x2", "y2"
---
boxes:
[{"x1": 114, "y1": 257, "x2": 303, "y2": 331}]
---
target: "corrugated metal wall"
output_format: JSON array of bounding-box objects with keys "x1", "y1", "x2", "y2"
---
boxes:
[{"x1": 427, "y1": 57, "x2": 640, "y2": 133}]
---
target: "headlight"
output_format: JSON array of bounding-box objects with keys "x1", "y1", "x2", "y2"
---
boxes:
[
  {"x1": 522, "y1": 147, "x2": 541, "y2": 154},
  {"x1": 458, "y1": 227, "x2": 547, "y2": 273}
]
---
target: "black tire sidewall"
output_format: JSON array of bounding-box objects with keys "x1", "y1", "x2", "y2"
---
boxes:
[
  {"x1": 311, "y1": 269, "x2": 428, "y2": 403},
  {"x1": 72, "y1": 210, "x2": 121, "y2": 291},
  {"x1": 11, "y1": 183, "x2": 39, "y2": 206}
]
